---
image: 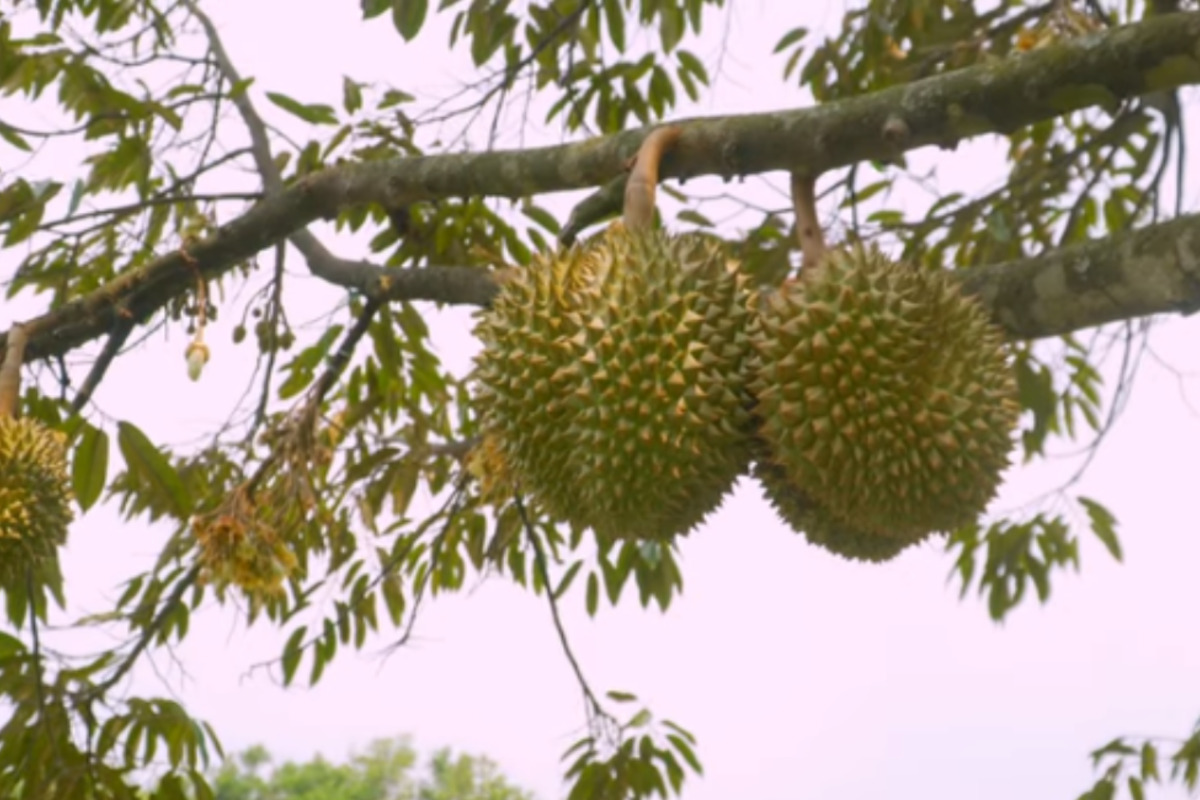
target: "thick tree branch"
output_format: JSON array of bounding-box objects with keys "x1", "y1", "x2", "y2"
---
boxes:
[
  {"x1": 962, "y1": 210, "x2": 1200, "y2": 338},
  {"x1": 4, "y1": 12, "x2": 1200, "y2": 360}
]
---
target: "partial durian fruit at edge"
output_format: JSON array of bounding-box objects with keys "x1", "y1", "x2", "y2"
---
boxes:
[
  {"x1": 749, "y1": 176, "x2": 1020, "y2": 561},
  {"x1": 472, "y1": 126, "x2": 756, "y2": 541},
  {"x1": 0, "y1": 325, "x2": 73, "y2": 589}
]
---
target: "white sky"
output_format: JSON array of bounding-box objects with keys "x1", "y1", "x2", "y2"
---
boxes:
[{"x1": 4, "y1": 2, "x2": 1200, "y2": 799}]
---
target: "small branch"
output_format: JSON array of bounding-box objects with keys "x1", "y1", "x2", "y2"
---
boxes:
[
  {"x1": 36, "y1": 191, "x2": 261, "y2": 231},
  {"x1": 250, "y1": 242, "x2": 287, "y2": 436},
  {"x1": 305, "y1": 247, "x2": 501, "y2": 307},
  {"x1": 379, "y1": 479, "x2": 471, "y2": 658},
  {"x1": 307, "y1": 295, "x2": 383, "y2": 410},
  {"x1": 182, "y1": 0, "x2": 282, "y2": 195},
  {"x1": 560, "y1": 175, "x2": 624, "y2": 245},
  {"x1": 90, "y1": 566, "x2": 201, "y2": 699},
  {"x1": 514, "y1": 493, "x2": 612, "y2": 736},
  {"x1": 68, "y1": 318, "x2": 134, "y2": 416}
]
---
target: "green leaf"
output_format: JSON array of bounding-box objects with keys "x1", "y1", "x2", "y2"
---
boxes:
[
  {"x1": 773, "y1": 26, "x2": 808, "y2": 54},
  {"x1": 264, "y1": 92, "x2": 338, "y2": 125},
  {"x1": 658, "y1": 4, "x2": 685, "y2": 52},
  {"x1": 666, "y1": 733, "x2": 703, "y2": 774},
  {"x1": 282, "y1": 626, "x2": 306, "y2": 686},
  {"x1": 342, "y1": 76, "x2": 363, "y2": 114},
  {"x1": 605, "y1": 690, "x2": 638, "y2": 703},
  {"x1": 585, "y1": 572, "x2": 600, "y2": 616},
  {"x1": 72, "y1": 423, "x2": 109, "y2": 512},
  {"x1": 520, "y1": 203, "x2": 561, "y2": 234},
  {"x1": 1079, "y1": 496, "x2": 1122, "y2": 562},
  {"x1": 555, "y1": 561, "x2": 583, "y2": 599},
  {"x1": 603, "y1": 0, "x2": 626, "y2": 52},
  {"x1": 1141, "y1": 742, "x2": 1159, "y2": 782},
  {"x1": 391, "y1": 0, "x2": 428, "y2": 41},
  {"x1": 229, "y1": 77, "x2": 255, "y2": 98},
  {"x1": 117, "y1": 422, "x2": 193, "y2": 519},
  {"x1": 625, "y1": 708, "x2": 652, "y2": 729},
  {"x1": 677, "y1": 209, "x2": 713, "y2": 227},
  {"x1": 0, "y1": 122, "x2": 31, "y2": 151},
  {"x1": 361, "y1": 0, "x2": 390, "y2": 19},
  {"x1": 676, "y1": 49, "x2": 708, "y2": 84},
  {"x1": 0, "y1": 631, "x2": 25, "y2": 658}
]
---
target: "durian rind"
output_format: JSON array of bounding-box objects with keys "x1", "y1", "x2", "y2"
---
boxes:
[
  {"x1": 753, "y1": 457, "x2": 925, "y2": 563},
  {"x1": 749, "y1": 244, "x2": 1019, "y2": 539},
  {"x1": 0, "y1": 417, "x2": 73, "y2": 585},
  {"x1": 473, "y1": 226, "x2": 756, "y2": 541}
]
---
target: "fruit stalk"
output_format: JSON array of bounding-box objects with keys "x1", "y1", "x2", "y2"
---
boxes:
[
  {"x1": 623, "y1": 126, "x2": 683, "y2": 231},
  {"x1": 0, "y1": 323, "x2": 28, "y2": 419},
  {"x1": 790, "y1": 172, "x2": 827, "y2": 274}
]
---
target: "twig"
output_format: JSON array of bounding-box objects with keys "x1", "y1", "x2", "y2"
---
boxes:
[
  {"x1": 68, "y1": 318, "x2": 134, "y2": 416},
  {"x1": 306, "y1": 295, "x2": 383, "y2": 411},
  {"x1": 90, "y1": 565, "x2": 201, "y2": 699},
  {"x1": 379, "y1": 477, "x2": 471, "y2": 658},
  {"x1": 249, "y1": 241, "x2": 288, "y2": 438},
  {"x1": 514, "y1": 492, "x2": 613, "y2": 740}
]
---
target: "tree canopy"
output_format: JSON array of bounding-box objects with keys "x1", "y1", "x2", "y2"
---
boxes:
[
  {"x1": 1, "y1": 0, "x2": 1199, "y2": 798},
  {"x1": 208, "y1": 737, "x2": 533, "y2": 800}
]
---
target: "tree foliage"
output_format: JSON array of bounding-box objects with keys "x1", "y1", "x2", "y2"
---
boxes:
[
  {"x1": 0, "y1": 0, "x2": 1198, "y2": 798},
  {"x1": 209, "y1": 736, "x2": 533, "y2": 800}
]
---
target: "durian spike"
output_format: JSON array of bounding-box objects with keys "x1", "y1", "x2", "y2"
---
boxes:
[
  {"x1": 623, "y1": 125, "x2": 683, "y2": 231},
  {"x1": 790, "y1": 173, "x2": 827, "y2": 275},
  {"x1": 0, "y1": 324, "x2": 29, "y2": 419}
]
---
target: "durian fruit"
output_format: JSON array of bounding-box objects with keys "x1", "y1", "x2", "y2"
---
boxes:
[
  {"x1": 753, "y1": 458, "x2": 923, "y2": 562},
  {"x1": 0, "y1": 416, "x2": 73, "y2": 585},
  {"x1": 473, "y1": 226, "x2": 756, "y2": 540},
  {"x1": 749, "y1": 243, "x2": 1019, "y2": 543}
]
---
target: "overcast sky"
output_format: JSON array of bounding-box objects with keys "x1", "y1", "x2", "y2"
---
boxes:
[{"x1": 4, "y1": 2, "x2": 1200, "y2": 799}]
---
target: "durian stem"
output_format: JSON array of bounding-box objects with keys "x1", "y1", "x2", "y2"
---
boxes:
[
  {"x1": 0, "y1": 323, "x2": 28, "y2": 419},
  {"x1": 790, "y1": 173, "x2": 827, "y2": 273},
  {"x1": 623, "y1": 126, "x2": 683, "y2": 231}
]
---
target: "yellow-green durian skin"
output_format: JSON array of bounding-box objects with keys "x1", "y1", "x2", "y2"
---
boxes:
[
  {"x1": 0, "y1": 417, "x2": 73, "y2": 583},
  {"x1": 473, "y1": 226, "x2": 756, "y2": 541},
  {"x1": 753, "y1": 457, "x2": 926, "y2": 563},
  {"x1": 749, "y1": 244, "x2": 1019, "y2": 540}
]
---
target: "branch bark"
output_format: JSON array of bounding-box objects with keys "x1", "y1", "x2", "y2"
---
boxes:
[
  {"x1": 4, "y1": 12, "x2": 1200, "y2": 359},
  {"x1": 962, "y1": 210, "x2": 1200, "y2": 338}
]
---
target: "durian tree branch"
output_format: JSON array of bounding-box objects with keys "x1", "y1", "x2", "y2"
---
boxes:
[
  {"x1": 183, "y1": 0, "x2": 395, "y2": 298},
  {"x1": 68, "y1": 318, "x2": 133, "y2": 416},
  {"x1": 962, "y1": 210, "x2": 1200, "y2": 338},
  {"x1": 4, "y1": 11, "x2": 1200, "y2": 361}
]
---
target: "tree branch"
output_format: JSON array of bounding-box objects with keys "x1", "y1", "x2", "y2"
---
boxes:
[
  {"x1": 4, "y1": 12, "x2": 1200, "y2": 360},
  {"x1": 962, "y1": 210, "x2": 1200, "y2": 338}
]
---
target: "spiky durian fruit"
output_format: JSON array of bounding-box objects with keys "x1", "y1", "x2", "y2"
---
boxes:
[
  {"x1": 0, "y1": 417, "x2": 72, "y2": 584},
  {"x1": 750, "y1": 243, "x2": 1019, "y2": 541},
  {"x1": 473, "y1": 226, "x2": 756, "y2": 541},
  {"x1": 753, "y1": 458, "x2": 925, "y2": 562}
]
